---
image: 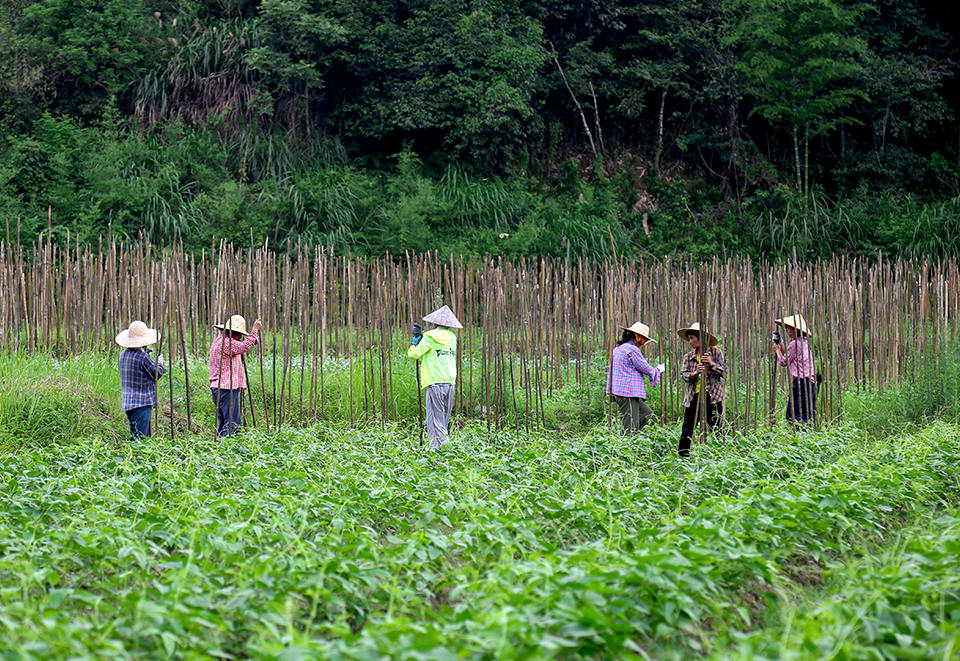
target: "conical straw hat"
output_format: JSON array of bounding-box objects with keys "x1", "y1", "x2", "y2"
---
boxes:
[
  {"x1": 422, "y1": 305, "x2": 463, "y2": 329},
  {"x1": 214, "y1": 314, "x2": 250, "y2": 336},
  {"x1": 621, "y1": 321, "x2": 656, "y2": 343},
  {"x1": 676, "y1": 321, "x2": 719, "y2": 348},
  {"x1": 116, "y1": 320, "x2": 160, "y2": 348},
  {"x1": 775, "y1": 314, "x2": 811, "y2": 336}
]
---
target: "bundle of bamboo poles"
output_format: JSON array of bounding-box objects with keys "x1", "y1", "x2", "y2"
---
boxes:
[{"x1": 2, "y1": 232, "x2": 957, "y2": 435}]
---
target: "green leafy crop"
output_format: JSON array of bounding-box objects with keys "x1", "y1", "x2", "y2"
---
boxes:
[{"x1": 0, "y1": 418, "x2": 956, "y2": 658}]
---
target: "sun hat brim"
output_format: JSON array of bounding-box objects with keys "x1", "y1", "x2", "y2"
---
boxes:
[
  {"x1": 676, "y1": 326, "x2": 719, "y2": 348},
  {"x1": 115, "y1": 328, "x2": 160, "y2": 348},
  {"x1": 213, "y1": 323, "x2": 249, "y2": 336},
  {"x1": 620, "y1": 323, "x2": 656, "y2": 343},
  {"x1": 775, "y1": 316, "x2": 812, "y2": 336},
  {"x1": 423, "y1": 305, "x2": 463, "y2": 329}
]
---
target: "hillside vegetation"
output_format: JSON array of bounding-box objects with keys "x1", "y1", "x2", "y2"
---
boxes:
[{"x1": 1, "y1": 0, "x2": 958, "y2": 257}]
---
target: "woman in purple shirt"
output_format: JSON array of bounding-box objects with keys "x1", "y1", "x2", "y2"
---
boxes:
[
  {"x1": 606, "y1": 322, "x2": 665, "y2": 434},
  {"x1": 773, "y1": 315, "x2": 817, "y2": 426}
]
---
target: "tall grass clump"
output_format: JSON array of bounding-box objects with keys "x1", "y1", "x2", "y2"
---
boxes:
[
  {"x1": 845, "y1": 338, "x2": 960, "y2": 438},
  {"x1": 0, "y1": 382, "x2": 116, "y2": 449},
  {"x1": 0, "y1": 354, "x2": 122, "y2": 449},
  {"x1": 745, "y1": 188, "x2": 960, "y2": 259}
]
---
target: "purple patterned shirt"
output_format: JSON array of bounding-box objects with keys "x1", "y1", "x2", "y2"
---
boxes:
[
  {"x1": 607, "y1": 342, "x2": 661, "y2": 399},
  {"x1": 119, "y1": 348, "x2": 166, "y2": 411}
]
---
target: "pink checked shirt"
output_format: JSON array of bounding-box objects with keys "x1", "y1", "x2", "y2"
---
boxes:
[
  {"x1": 607, "y1": 342, "x2": 661, "y2": 399},
  {"x1": 779, "y1": 338, "x2": 816, "y2": 378},
  {"x1": 209, "y1": 330, "x2": 259, "y2": 390}
]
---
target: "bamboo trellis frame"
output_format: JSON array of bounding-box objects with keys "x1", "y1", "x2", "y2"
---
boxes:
[{"x1": 2, "y1": 235, "x2": 957, "y2": 434}]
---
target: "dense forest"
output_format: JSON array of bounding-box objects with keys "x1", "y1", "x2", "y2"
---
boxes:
[{"x1": 1, "y1": 0, "x2": 958, "y2": 258}]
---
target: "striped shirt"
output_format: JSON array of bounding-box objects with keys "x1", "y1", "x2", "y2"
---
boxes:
[
  {"x1": 779, "y1": 338, "x2": 816, "y2": 378},
  {"x1": 119, "y1": 348, "x2": 166, "y2": 411},
  {"x1": 606, "y1": 342, "x2": 661, "y2": 399}
]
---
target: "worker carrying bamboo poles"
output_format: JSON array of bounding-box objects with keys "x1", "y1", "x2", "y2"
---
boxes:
[
  {"x1": 677, "y1": 322, "x2": 726, "y2": 457},
  {"x1": 209, "y1": 314, "x2": 262, "y2": 437},
  {"x1": 116, "y1": 320, "x2": 166, "y2": 441},
  {"x1": 606, "y1": 322, "x2": 665, "y2": 434},
  {"x1": 773, "y1": 314, "x2": 818, "y2": 426},
  {"x1": 408, "y1": 305, "x2": 462, "y2": 449}
]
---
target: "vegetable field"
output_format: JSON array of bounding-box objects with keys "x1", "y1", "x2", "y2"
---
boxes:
[{"x1": 1, "y1": 420, "x2": 958, "y2": 659}]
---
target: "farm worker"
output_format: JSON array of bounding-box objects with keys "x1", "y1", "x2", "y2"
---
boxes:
[
  {"x1": 773, "y1": 314, "x2": 818, "y2": 426},
  {"x1": 606, "y1": 322, "x2": 665, "y2": 434},
  {"x1": 408, "y1": 305, "x2": 462, "y2": 449},
  {"x1": 116, "y1": 320, "x2": 166, "y2": 441},
  {"x1": 677, "y1": 322, "x2": 726, "y2": 457},
  {"x1": 209, "y1": 314, "x2": 262, "y2": 437}
]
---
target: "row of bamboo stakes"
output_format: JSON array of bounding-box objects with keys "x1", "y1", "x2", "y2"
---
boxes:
[{"x1": 2, "y1": 231, "x2": 957, "y2": 438}]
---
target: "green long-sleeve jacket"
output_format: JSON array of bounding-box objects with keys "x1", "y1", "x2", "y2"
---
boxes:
[{"x1": 407, "y1": 328, "x2": 457, "y2": 388}]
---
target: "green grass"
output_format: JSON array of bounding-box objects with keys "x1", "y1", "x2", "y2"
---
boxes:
[
  {"x1": 0, "y1": 348, "x2": 608, "y2": 440},
  {"x1": 1, "y1": 344, "x2": 957, "y2": 447}
]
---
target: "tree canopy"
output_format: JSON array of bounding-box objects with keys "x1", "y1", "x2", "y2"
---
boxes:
[{"x1": 0, "y1": 0, "x2": 957, "y2": 257}]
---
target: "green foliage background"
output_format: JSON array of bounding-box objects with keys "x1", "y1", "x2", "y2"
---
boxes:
[{"x1": 1, "y1": 0, "x2": 958, "y2": 257}]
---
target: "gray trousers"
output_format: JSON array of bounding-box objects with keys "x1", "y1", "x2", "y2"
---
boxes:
[
  {"x1": 612, "y1": 395, "x2": 653, "y2": 434},
  {"x1": 425, "y1": 383, "x2": 455, "y2": 449}
]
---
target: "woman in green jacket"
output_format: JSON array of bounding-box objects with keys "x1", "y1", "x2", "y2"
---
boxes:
[{"x1": 408, "y1": 305, "x2": 462, "y2": 449}]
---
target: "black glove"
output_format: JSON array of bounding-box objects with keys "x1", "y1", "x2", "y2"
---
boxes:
[{"x1": 412, "y1": 323, "x2": 423, "y2": 346}]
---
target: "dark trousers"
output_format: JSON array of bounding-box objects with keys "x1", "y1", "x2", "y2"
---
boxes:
[
  {"x1": 786, "y1": 377, "x2": 818, "y2": 426},
  {"x1": 679, "y1": 394, "x2": 723, "y2": 457},
  {"x1": 211, "y1": 388, "x2": 242, "y2": 437},
  {"x1": 126, "y1": 405, "x2": 152, "y2": 440},
  {"x1": 612, "y1": 395, "x2": 653, "y2": 434}
]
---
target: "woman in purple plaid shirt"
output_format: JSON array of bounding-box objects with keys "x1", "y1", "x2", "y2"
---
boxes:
[
  {"x1": 606, "y1": 322, "x2": 665, "y2": 434},
  {"x1": 116, "y1": 320, "x2": 166, "y2": 441}
]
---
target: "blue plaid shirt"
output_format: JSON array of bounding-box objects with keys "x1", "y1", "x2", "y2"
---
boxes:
[{"x1": 119, "y1": 348, "x2": 166, "y2": 411}]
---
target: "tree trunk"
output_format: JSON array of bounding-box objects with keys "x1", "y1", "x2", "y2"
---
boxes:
[
  {"x1": 840, "y1": 115, "x2": 846, "y2": 190},
  {"x1": 880, "y1": 104, "x2": 890, "y2": 154},
  {"x1": 803, "y1": 125, "x2": 810, "y2": 215},
  {"x1": 549, "y1": 44, "x2": 597, "y2": 156},
  {"x1": 655, "y1": 87, "x2": 667, "y2": 174},
  {"x1": 589, "y1": 81, "x2": 604, "y2": 157},
  {"x1": 792, "y1": 126, "x2": 802, "y2": 198}
]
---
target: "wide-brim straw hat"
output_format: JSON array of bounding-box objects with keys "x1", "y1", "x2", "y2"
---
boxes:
[
  {"x1": 775, "y1": 314, "x2": 812, "y2": 336},
  {"x1": 116, "y1": 320, "x2": 159, "y2": 348},
  {"x1": 422, "y1": 305, "x2": 463, "y2": 329},
  {"x1": 214, "y1": 314, "x2": 250, "y2": 336},
  {"x1": 676, "y1": 322, "x2": 719, "y2": 348},
  {"x1": 621, "y1": 321, "x2": 656, "y2": 343}
]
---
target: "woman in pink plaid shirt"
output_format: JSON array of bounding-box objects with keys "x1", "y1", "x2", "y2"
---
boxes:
[
  {"x1": 209, "y1": 314, "x2": 263, "y2": 437},
  {"x1": 773, "y1": 314, "x2": 818, "y2": 426},
  {"x1": 606, "y1": 322, "x2": 665, "y2": 434}
]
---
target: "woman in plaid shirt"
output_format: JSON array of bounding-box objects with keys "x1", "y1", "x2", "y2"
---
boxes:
[
  {"x1": 606, "y1": 322, "x2": 664, "y2": 434},
  {"x1": 209, "y1": 315, "x2": 263, "y2": 437},
  {"x1": 116, "y1": 320, "x2": 166, "y2": 441},
  {"x1": 773, "y1": 314, "x2": 818, "y2": 426},
  {"x1": 677, "y1": 322, "x2": 725, "y2": 457}
]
